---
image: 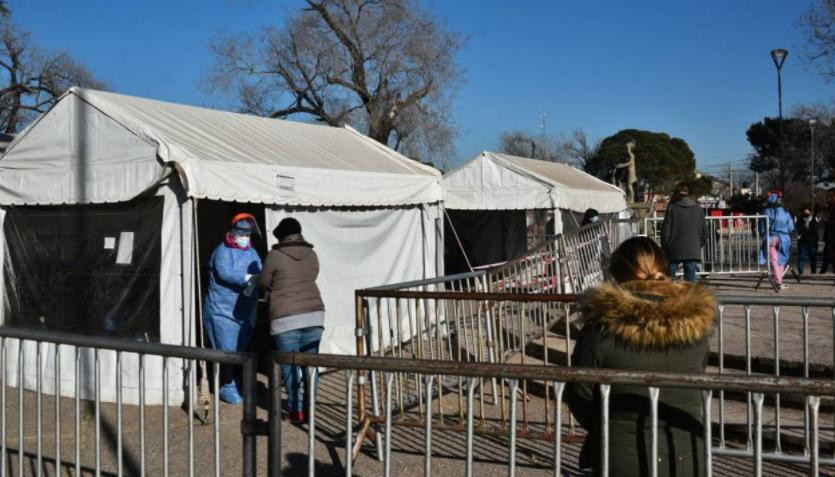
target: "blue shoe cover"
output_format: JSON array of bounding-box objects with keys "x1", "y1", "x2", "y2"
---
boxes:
[{"x1": 219, "y1": 383, "x2": 243, "y2": 404}]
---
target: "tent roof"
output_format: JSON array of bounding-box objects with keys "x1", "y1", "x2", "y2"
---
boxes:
[
  {"x1": 442, "y1": 151, "x2": 628, "y2": 213},
  {"x1": 0, "y1": 88, "x2": 440, "y2": 206}
]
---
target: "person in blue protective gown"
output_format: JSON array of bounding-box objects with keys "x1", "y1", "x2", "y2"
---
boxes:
[
  {"x1": 203, "y1": 213, "x2": 262, "y2": 404},
  {"x1": 759, "y1": 190, "x2": 794, "y2": 289}
]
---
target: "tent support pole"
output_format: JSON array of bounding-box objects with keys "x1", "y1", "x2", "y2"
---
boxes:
[
  {"x1": 443, "y1": 208, "x2": 474, "y2": 272},
  {"x1": 191, "y1": 198, "x2": 212, "y2": 423}
]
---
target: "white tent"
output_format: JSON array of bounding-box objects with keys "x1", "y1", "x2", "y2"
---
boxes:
[
  {"x1": 442, "y1": 151, "x2": 628, "y2": 268},
  {"x1": 0, "y1": 87, "x2": 442, "y2": 404}
]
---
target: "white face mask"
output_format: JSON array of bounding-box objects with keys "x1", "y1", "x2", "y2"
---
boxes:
[{"x1": 234, "y1": 234, "x2": 251, "y2": 248}]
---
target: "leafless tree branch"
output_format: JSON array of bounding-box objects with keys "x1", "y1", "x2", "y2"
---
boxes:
[{"x1": 205, "y1": 0, "x2": 464, "y2": 163}]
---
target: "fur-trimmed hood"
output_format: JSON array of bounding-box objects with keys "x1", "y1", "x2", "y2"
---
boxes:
[{"x1": 579, "y1": 280, "x2": 716, "y2": 348}]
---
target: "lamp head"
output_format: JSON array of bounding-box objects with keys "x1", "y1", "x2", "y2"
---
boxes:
[{"x1": 770, "y1": 48, "x2": 788, "y2": 69}]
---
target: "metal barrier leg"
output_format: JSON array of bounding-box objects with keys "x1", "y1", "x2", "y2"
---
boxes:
[
  {"x1": 308, "y1": 367, "x2": 319, "y2": 477},
  {"x1": 242, "y1": 356, "x2": 258, "y2": 477},
  {"x1": 383, "y1": 373, "x2": 393, "y2": 477},
  {"x1": 424, "y1": 375, "x2": 433, "y2": 477},
  {"x1": 509, "y1": 379, "x2": 519, "y2": 477},
  {"x1": 649, "y1": 387, "x2": 659, "y2": 477},
  {"x1": 553, "y1": 382, "x2": 564, "y2": 477},
  {"x1": 600, "y1": 384, "x2": 611, "y2": 477},
  {"x1": 465, "y1": 378, "x2": 476, "y2": 477},
  {"x1": 809, "y1": 395, "x2": 821, "y2": 476},
  {"x1": 753, "y1": 392, "x2": 764, "y2": 477},
  {"x1": 270, "y1": 359, "x2": 283, "y2": 477},
  {"x1": 703, "y1": 390, "x2": 712, "y2": 477},
  {"x1": 345, "y1": 370, "x2": 355, "y2": 477}
]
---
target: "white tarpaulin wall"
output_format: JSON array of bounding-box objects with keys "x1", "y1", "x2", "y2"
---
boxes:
[
  {"x1": 265, "y1": 205, "x2": 439, "y2": 355},
  {"x1": 0, "y1": 87, "x2": 442, "y2": 404},
  {"x1": 1, "y1": 183, "x2": 192, "y2": 405}
]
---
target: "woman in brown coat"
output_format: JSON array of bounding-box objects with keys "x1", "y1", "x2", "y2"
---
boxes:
[
  {"x1": 258, "y1": 217, "x2": 325, "y2": 422},
  {"x1": 566, "y1": 236, "x2": 716, "y2": 476}
]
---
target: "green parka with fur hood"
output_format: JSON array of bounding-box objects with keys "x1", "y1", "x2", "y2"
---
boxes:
[{"x1": 566, "y1": 279, "x2": 716, "y2": 477}]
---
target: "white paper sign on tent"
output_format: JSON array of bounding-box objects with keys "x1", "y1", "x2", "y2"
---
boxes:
[{"x1": 116, "y1": 231, "x2": 134, "y2": 265}]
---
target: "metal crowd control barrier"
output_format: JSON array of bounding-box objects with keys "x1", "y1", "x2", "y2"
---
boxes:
[
  {"x1": 346, "y1": 227, "x2": 612, "y2": 464},
  {"x1": 713, "y1": 294, "x2": 835, "y2": 466},
  {"x1": 528, "y1": 218, "x2": 637, "y2": 253},
  {"x1": 0, "y1": 327, "x2": 258, "y2": 477},
  {"x1": 605, "y1": 217, "x2": 640, "y2": 248},
  {"x1": 490, "y1": 221, "x2": 611, "y2": 294},
  {"x1": 644, "y1": 215, "x2": 772, "y2": 281},
  {"x1": 345, "y1": 287, "x2": 835, "y2": 473},
  {"x1": 270, "y1": 352, "x2": 835, "y2": 477},
  {"x1": 352, "y1": 289, "x2": 575, "y2": 462}
]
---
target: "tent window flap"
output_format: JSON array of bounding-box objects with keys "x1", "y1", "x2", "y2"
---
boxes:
[{"x1": 3, "y1": 198, "x2": 163, "y2": 340}]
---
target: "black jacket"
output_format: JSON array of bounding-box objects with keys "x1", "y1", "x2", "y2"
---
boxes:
[
  {"x1": 660, "y1": 196, "x2": 707, "y2": 261},
  {"x1": 796, "y1": 216, "x2": 819, "y2": 245},
  {"x1": 566, "y1": 280, "x2": 716, "y2": 476}
]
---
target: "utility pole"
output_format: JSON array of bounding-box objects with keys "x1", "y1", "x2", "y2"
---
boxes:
[
  {"x1": 728, "y1": 164, "x2": 734, "y2": 199},
  {"x1": 755, "y1": 171, "x2": 760, "y2": 196},
  {"x1": 810, "y1": 118, "x2": 817, "y2": 215}
]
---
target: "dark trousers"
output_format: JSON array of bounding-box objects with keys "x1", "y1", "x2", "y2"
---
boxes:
[
  {"x1": 669, "y1": 260, "x2": 699, "y2": 282},
  {"x1": 797, "y1": 242, "x2": 817, "y2": 274}
]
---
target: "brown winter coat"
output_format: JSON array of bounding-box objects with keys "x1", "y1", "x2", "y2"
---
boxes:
[
  {"x1": 566, "y1": 279, "x2": 716, "y2": 477},
  {"x1": 258, "y1": 234, "x2": 325, "y2": 320}
]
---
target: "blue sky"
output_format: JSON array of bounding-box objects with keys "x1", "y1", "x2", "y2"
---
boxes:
[{"x1": 12, "y1": 0, "x2": 834, "y2": 172}]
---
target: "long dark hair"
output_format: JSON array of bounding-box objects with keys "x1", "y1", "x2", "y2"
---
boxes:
[{"x1": 609, "y1": 237, "x2": 670, "y2": 283}]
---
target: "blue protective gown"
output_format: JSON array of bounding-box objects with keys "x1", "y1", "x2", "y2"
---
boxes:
[
  {"x1": 203, "y1": 243, "x2": 262, "y2": 354},
  {"x1": 759, "y1": 206, "x2": 795, "y2": 266}
]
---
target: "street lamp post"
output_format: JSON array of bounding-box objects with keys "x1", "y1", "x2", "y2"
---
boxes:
[
  {"x1": 810, "y1": 118, "x2": 817, "y2": 214},
  {"x1": 770, "y1": 48, "x2": 788, "y2": 190}
]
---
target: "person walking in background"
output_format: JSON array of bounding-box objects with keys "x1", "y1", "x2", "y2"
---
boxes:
[
  {"x1": 566, "y1": 237, "x2": 715, "y2": 476},
  {"x1": 660, "y1": 182, "x2": 707, "y2": 282},
  {"x1": 796, "y1": 208, "x2": 819, "y2": 275},
  {"x1": 203, "y1": 213, "x2": 262, "y2": 404},
  {"x1": 759, "y1": 190, "x2": 794, "y2": 289},
  {"x1": 259, "y1": 218, "x2": 325, "y2": 423},
  {"x1": 821, "y1": 193, "x2": 835, "y2": 274}
]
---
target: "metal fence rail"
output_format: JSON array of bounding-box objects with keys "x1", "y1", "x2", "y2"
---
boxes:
[
  {"x1": 712, "y1": 294, "x2": 835, "y2": 467},
  {"x1": 0, "y1": 327, "x2": 258, "y2": 477},
  {"x1": 645, "y1": 215, "x2": 771, "y2": 279},
  {"x1": 352, "y1": 287, "x2": 835, "y2": 473},
  {"x1": 489, "y1": 221, "x2": 611, "y2": 295},
  {"x1": 270, "y1": 351, "x2": 835, "y2": 477},
  {"x1": 353, "y1": 289, "x2": 576, "y2": 461}
]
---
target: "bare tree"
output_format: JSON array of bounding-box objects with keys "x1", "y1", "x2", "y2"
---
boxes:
[
  {"x1": 557, "y1": 128, "x2": 599, "y2": 168},
  {"x1": 207, "y1": 0, "x2": 464, "y2": 162},
  {"x1": 498, "y1": 130, "x2": 564, "y2": 162},
  {"x1": 799, "y1": 0, "x2": 835, "y2": 81},
  {"x1": 791, "y1": 101, "x2": 835, "y2": 124},
  {"x1": 0, "y1": 19, "x2": 106, "y2": 133}
]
